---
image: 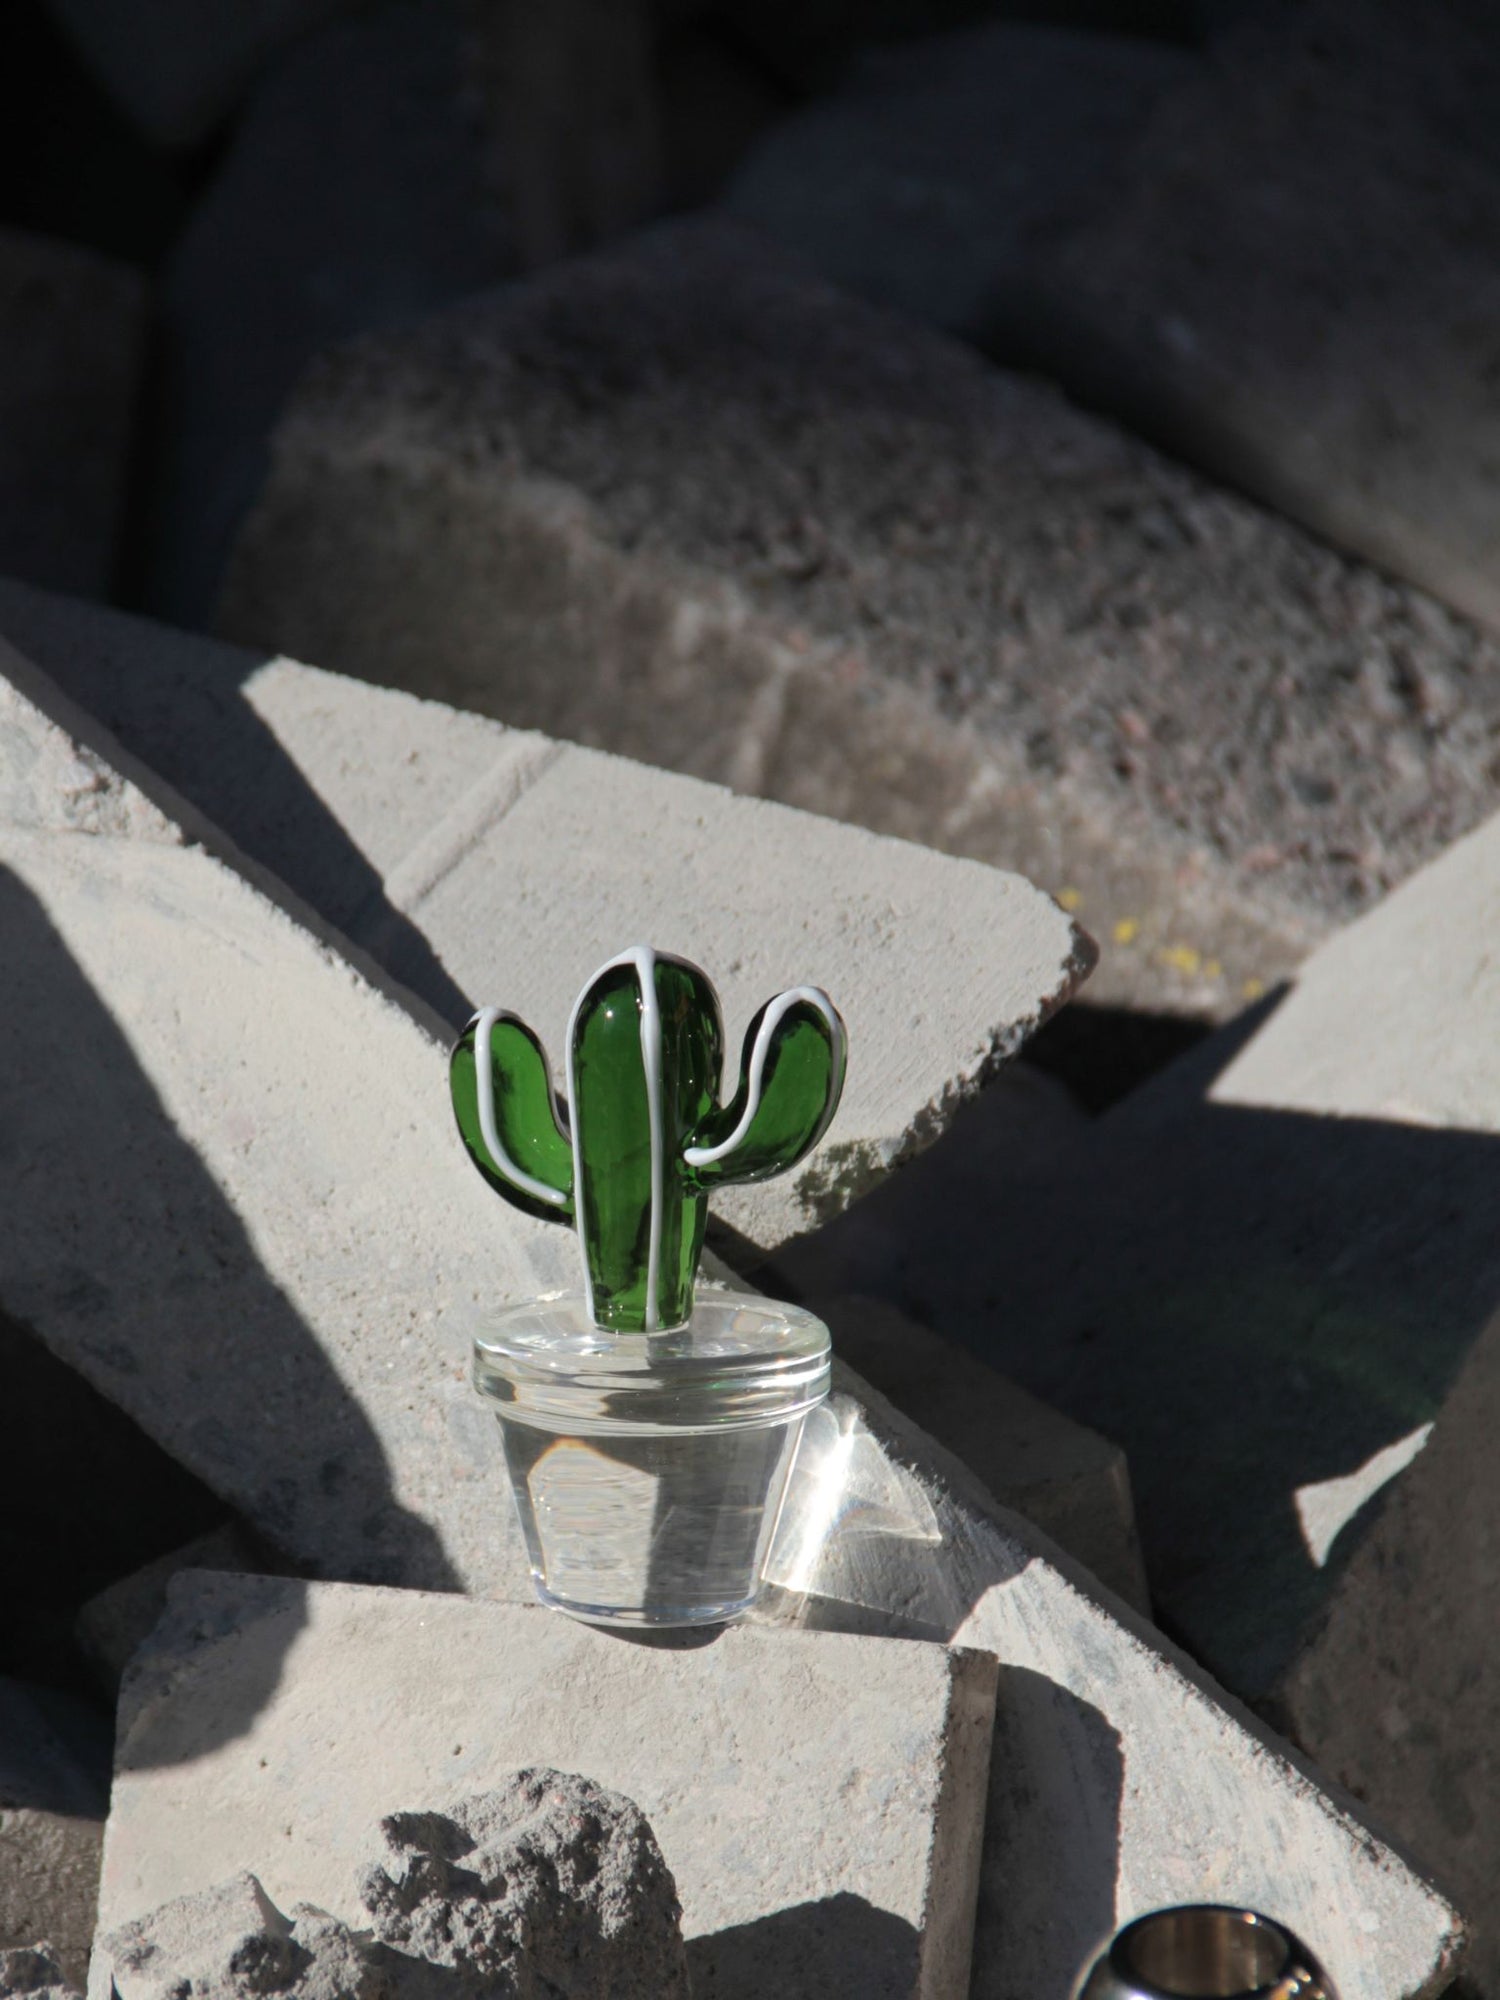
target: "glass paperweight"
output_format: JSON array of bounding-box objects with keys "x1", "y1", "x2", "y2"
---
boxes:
[
  {"x1": 473, "y1": 1290, "x2": 831, "y2": 1624},
  {"x1": 450, "y1": 945, "x2": 847, "y2": 1627}
]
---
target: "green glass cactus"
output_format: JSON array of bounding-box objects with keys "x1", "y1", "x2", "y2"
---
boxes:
[{"x1": 450, "y1": 946, "x2": 847, "y2": 1332}]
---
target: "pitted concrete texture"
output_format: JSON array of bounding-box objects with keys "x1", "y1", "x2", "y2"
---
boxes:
[
  {"x1": 1025, "y1": 0, "x2": 1500, "y2": 641},
  {"x1": 97, "y1": 1872, "x2": 392, "y2": 2000},
  {"x1": 98, "y1": 1578, "x2": 997, "y2": 2000},
  {"x1": 217, "y1": 220, "x2": 1500, "y2": 1016},
  {"x1": 0, "y1": 231, "x2": 144, "y2": 599},
  {"x1": 0, "y1": 579, "x2": 1093, "y2": 1253},
  {"x1": 360, "y1": 1776, "x2": 689, "y2": 1999},
  {"x1": 0, "y1": 1682, "x2": 108, "y2": 1991}
]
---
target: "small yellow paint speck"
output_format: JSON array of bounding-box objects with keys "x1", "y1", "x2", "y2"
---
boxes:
[
  {"x1": 1112, "y1": 918, "x2": 1140, "y2": 946},
  {"x1": 1203, "y1": 959, "x2": 1223, "y2": 980},
  {"x1": 1057, "y1": 887, "x2": 1083, "y2": 912},
  {"x1": 1157, "y1": 944, "x2": 1202, "y2": 976},
  {"x1": 1242, "y1": 976, "x2": 1267, "y2": 1001}
]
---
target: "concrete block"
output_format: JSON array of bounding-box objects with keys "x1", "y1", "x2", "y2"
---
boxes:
[
  {"x1": 0, "y1": 639, "x2": 571, "y2": 1597},
  {"x1": 98, "y1": 1577, "x2": 997, "y2": 2000},
  {"x1": 216, "y1": 219, "x2": 1500, "y2": 1016},
  {"x1": 148, "y1": 2, "x2": 512, "y2": 622},
  {"x1": 0, "y1": 1682, "x2": 108, "y2": 1991},
  {"x1": 1025, "y1": 0, "x2": 1500, "y2": 638},
  {"x1": 0, "y1": 580, "x2": 1093, "y2": 1255},
  {"x1": 41, "y1": 0, "x2": 354, "y2": 149},
  {"x1": 727, "y1": 21, "x2": 1191, "y2": 341},
  {"x1": 0, "y1": 231, "x2": 144, "y2": 599},
  {"x1": 74, "y1": 1526, "x2": 266, "y2": 1688}
]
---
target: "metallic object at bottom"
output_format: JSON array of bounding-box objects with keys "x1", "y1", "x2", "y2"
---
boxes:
[{"x1": 1078, "y1": 1907, "x2": 1334, "y2": 2000}]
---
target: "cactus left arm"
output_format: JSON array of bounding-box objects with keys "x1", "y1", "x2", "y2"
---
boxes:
[{"x1": 684, "y1": 987, "x2": 847, "y2": 1187}]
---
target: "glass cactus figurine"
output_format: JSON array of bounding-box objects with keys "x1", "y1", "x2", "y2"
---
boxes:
[{"x1": 451, "y1": 946, "x2": 847, "y2": 1627}]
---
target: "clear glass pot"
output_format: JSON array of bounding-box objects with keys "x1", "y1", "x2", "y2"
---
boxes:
[{"x1": 473, "y1": 1288, "x2": 831, "y2": 1627}]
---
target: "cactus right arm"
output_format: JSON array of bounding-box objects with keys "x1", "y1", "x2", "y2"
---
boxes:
[{"x1": 450, "y1": 1008, "x2": 575, "y2": 1223}]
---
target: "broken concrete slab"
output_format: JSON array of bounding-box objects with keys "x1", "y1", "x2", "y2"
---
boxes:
[
  {"x1": 1024, "y1": 0, "x2": 1500, "y2": 637},
  {"x1": 147, "y1": 2, "x2": 512, "y2": 624},
  {"x1": 0, "y1": 230, "x2": 144, "y2": 599},
  {"x1": 0, "y1": 578, "x2": 1092, "y2": 1253},
  {"x1": 0, "y1": 612, "x2": 1467, "y2": 1988},
  {"x1": 98, "y1": 1577, "x2": 997, "y2": 2000},
  {"x1": 41, "y1": 0, "x2": 355, "y2": 149},
  {"x1": 726, "y1": 20, "x2": 1192, "y2": 343},
  {"x1": 0, "y1": 1681, "x2": 109, "y2": 1990},
  {"x1": 0, "y1": 639, "x2": 570, "y2": 1597},
  {"x1": 807, "y1": 1294, "x2": 1148, "y2": 1612},
  {"x1": 215, "y1": 219, "x2": 1500, "y2": 1016}
]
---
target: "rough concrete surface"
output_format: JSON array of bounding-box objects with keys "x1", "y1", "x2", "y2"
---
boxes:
[
  {"x1": 727, "y1": 21, "x2": 1192, "y2": 341},
  {"x1": 360, "y1": 1776, "x2": 690, "y2": 1999},
  {"x1": 217, "y1": 220, "x2": 1500, "y2": 1015},
  {"x1": 0, "y1": 230, "x2": 144, "y2": 599},
  {"x1": 1027, "y1": 0, "x2": 1500, "y2": 639},
  {"x1": 42, "y1": 0, "x2": 355, "y2": 148},
  {"x1": 0, "y1": 579, "x2": 1093, "y2": 1252},
  {"x1": 149, "y1": 1, "x2": 511, "y2": 624},
  {"x1": 0, "y1": 1681, "x2": 109, "y2": 1990},
  {"x1": 99, "y1": 1578, "x2": 997, "y2": 2000},
  {"x1": 97, "y1": 1871, "x2": 392, "y2": 2000}
]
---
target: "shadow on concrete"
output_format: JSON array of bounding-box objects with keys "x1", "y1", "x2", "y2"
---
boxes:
[
  {"x1": 0, "y1": 583, "x2": 475, "y2": 1030},
  {"x1": 687, "y1": 1890, "x2": 921, "y2": 2000},
  {"x1": 776, "y1": 992, "x2": 1500, "y2": 1698},
  {"x1": 0, "y1": 868, "x2": 459, "y2": 1762}
]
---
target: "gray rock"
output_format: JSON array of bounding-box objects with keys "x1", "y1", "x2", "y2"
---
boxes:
[
  {"x1": 727, "y1": 21, "x2": 1192, "y2": 341},
  {"x1": 41, "y1": 0, "x2": 355, "y2": 149},
  {"x1": 218, "y1": 219, "x2": 1500, "y2": 1017},
  {"x1": 359, "y1": 1776, "x2": 689, "y2": 1999},
  {"x1": 149, "y1": 1, "x2": 511, "y2": 623},
  {"x1": 0, "y1": 230, "x2": 145, "y2": 599},
  {"x1": 0, "y1": 1945, "x2": 81, "y2": 1999},
  {"x1": 97, "y1": 1871, "x2": 396, "y2": 2000},
  {"x1": 0, "y1": 1682, "x2": 107, "y2": 1993},
  {"x1": 1026, "y1": 0, "x2": 1500, "y2": 636}
]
